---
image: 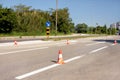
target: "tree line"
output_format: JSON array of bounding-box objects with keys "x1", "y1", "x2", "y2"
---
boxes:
[
  {"x1": 0, "y1": 4, "x2": 117, "y2": 36},
  {"x1": 0, "y1": 4, "x2": 74, "y2": 35},
  {"x1": 75, "y1": 23, "x2": 118, "y2": 35}
]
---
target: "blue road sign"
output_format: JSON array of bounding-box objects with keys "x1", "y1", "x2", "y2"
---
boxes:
[{"x1": 46, "y1": 21, "x2": 51, "y2": 27}]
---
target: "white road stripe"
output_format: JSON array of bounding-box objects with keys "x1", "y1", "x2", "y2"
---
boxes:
[
  {"x1": 0, "y1": 47, "x2": 48, "y2": 55},
  {"x1": 89, "y1": 46, "x2": 108, "y2": 54},
  {"x1": 112, "y1": 44, "x2": 115, "y2": 46},
  {"x1": 15, "y1": 55, "x2": 85, "y2": 80},
  {"x1": 15, "y1": 64, "x2": 60, "y2": 80},
  {"x1": 57, "y1": 44, "x2": 66, "y2": 46},
  {"x1": 86, "y1": 42, "x2": 106, "y2": 46},
  {"x1": 64, "y1": 55, "x2": 85, "y2": 63}
]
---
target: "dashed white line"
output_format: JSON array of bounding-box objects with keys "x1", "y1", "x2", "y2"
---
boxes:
[
  {"x1": 0, "y1": 47, "x2": 48, "y2": 55},
  {"x1": 89, "y1": 46, "x2": 108, "y2": 54},
  {"x1": 15, "y1": 55, "x2": 85, "y2": 80}
]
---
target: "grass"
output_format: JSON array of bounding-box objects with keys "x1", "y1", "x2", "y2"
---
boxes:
[
  {"x1": 43, "y1": 34, "x2": 105, "y2": 41},
  {"x1": 0, "y1": 31, "x2": 71, "y2": 37},
  {"x1": 0, "y1": 32, "x2": 109, "y2": 41}
]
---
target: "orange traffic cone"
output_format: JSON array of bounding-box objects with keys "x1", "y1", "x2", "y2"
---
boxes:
[
  {"x1": 114, "y1": 39, "x2": 117, "y2": 44},
  {"x1": 14, "y1": 40, "x2": 17, "y2": 45},
  {"x1": 67, "y1": 39, "x2": 69, "y2": 45},
  {"x1": 57, "y1": 49, "x2": 64, "y2": 64}
]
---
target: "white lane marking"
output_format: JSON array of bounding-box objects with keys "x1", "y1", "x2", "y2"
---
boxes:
[
  {"x1": 55, "y1": 42, "x2": 66, "y2": 46},
  {"x1": 112, "y1": 44, "x2": 116, "y2": 46},
  {"x1": 15, "y1": 55, "x2": 85, "y2": 80},
  {"x1": 89, "y1": 46, "x2": 108, "y2": 54},
  {"x1": 15, "y1": 64, "x2": 60, "y2": 80},
  {"x1": 86, "y1": 42, "x2": 106, "y2": 46},
  {"x1": 57, "y1": 44, "x2": 66, "y2": 46},
  {"x1": 64, "y1": 55, "x2": 85, "y2": 63},
  {"x1": 0, "y1": 47, "x2": 48, "y2": 55}
]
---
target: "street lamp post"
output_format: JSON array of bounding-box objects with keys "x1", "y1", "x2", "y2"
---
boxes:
[{"x1": 56, "y1": 0, "x2": 58, "y2": 35}]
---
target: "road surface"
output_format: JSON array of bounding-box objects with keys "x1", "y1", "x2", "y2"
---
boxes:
[{"x1": 0, "y1": 36, "x2": 120, "y2": 80}]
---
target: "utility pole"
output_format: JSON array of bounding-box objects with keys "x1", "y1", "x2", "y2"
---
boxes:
[{"x1": 55, "y1": 0, "x2": 58, "y2": 36}]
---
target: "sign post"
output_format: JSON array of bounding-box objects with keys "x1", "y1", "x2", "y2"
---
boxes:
[{"x1": 46, "y1": 21, "x2": 51, "y2": 38}]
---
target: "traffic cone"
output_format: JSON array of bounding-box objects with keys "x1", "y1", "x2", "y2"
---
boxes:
[
  {"x1": 14, "y1": 40, "x2": 17, "y2": 45},
  {"x1": 67, "y1": 39, "x2": 69, "y2": 45},
  {"x1": 114, "y1": 39, "x2": 117, "y2": 44},
  {"x1": 57, "y1": 49, "x2": 64, "y2": 64}
]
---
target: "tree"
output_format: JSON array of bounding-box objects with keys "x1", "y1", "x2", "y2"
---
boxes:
[
  {"x1": 0, "y1": 6, "x2": 17, "y2": 33},
  {"x1": 13, "y1": 4, "x2": 32, "y2": 32},
  {"x1": 96, "y1": 26, "x2": 102, "y2": 34},
  {"x1": 108, "y1": 27, "x2": 117, "y2": 35},
  {"x1": 0, "y1": 4, "x2": 74, "y2": 35},
  {"x1": 51, "y1": 8, "x2": 74, "y2": 34},
  {"x1": 102, "y1": 25, "x2": 107, "y2": 34},
  {"x1": 13, "y1": 4, "x2": 48, "y2": 34},
  {"x1": 75, "y1": 23, "x2": 88, "y2": 33},
  {"x1": 87, "y1": 26, "x2": 94, "y2": 34}
]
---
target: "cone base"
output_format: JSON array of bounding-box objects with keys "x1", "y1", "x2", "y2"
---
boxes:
[
  {"x1": 67, "y1": 42, "x2": 69, "y2": 45},
  {"x1": 57, "y1": 61, "x2": 65, "y2": 64},
  {"x1": 57, "y1": 58, "x2": 64, "y2": 64}
]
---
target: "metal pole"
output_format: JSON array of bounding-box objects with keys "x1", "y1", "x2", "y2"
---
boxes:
[{"x1": 56, "y1": 0, "x2": 58, "y2": 35}]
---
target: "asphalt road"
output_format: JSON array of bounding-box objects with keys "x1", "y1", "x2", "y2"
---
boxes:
[{"x1": 0, "y1": 36, "x2": 120, "y2": 80}]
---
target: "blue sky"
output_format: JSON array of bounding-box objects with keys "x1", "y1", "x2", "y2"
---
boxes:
[{"x1": 0, "y1": 0, "x2": 120, "y2": 27}]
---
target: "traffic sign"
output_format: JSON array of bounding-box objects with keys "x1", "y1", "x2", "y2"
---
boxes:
[
  {"x1": 46, "y1": 21, "x2": 51, "y2": 27},
  {"x1": 45, "y1": 21, "x2": 51, "y2": 38},
  {"x1": 46, "y1": 27, "x2": 50, "y2": 38}
]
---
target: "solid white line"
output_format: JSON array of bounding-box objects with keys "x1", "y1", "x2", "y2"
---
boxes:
[
  {"x1": 86, "y1": 42, "x2": 106, "y2": 46},
  {"x1": 64, "y1": 55, "x2": 85, "y2": 63},
  {"x1": 89, "y1": 46, "x2": 108, "y2": 54},
  {"x1": 112, "y1": 44, "x2": 115, "y2": 46},
  {"x1": 15, "y1": 55, "x2": 85, "y2": 80},
  {"x1": 15, "y1": 64, "x2": 60, "y2": 80},
  {"x1": 0, "y1": 47, "x2": 48, "y2": 55}
]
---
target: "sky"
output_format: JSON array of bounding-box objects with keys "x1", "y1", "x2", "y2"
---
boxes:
[{"x1": 0, "y1": 0, "x2": 120, "y2": 27}]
